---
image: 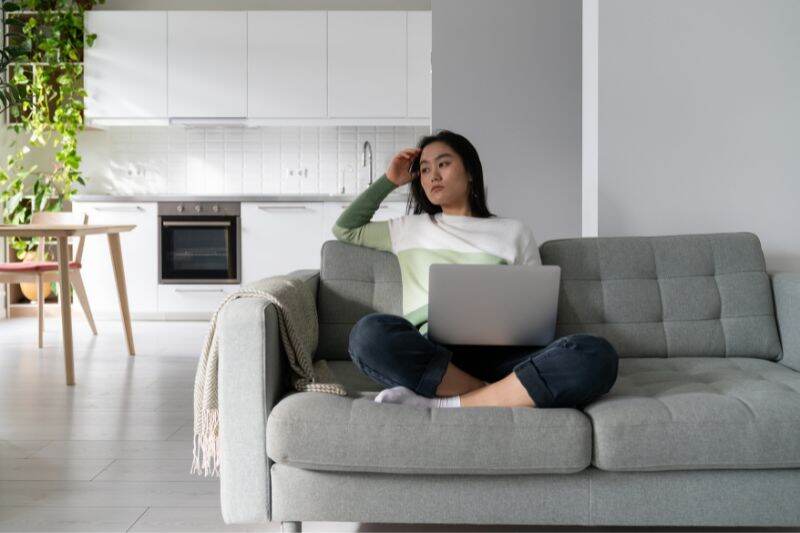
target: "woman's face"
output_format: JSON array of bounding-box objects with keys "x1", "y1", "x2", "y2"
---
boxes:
[{"x1": 418, "y1": 141, "x2": 470, "y2": 207}]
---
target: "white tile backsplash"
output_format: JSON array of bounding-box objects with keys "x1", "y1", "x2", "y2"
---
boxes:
[{"x1": 77, "y1": 125, "x2": 431, "y2": 196}]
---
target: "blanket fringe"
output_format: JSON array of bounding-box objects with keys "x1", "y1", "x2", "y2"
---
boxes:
[
  {"x1": 190, "y1": 363, "x2": 348, "y2": 478},
  {"x1": 191, "y1": 408, "x2": 220, "y2": 477}
]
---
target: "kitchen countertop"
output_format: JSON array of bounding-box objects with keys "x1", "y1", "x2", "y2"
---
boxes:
[{"x1": 71, "y1": 192, "x2": 410, "y2": 203}]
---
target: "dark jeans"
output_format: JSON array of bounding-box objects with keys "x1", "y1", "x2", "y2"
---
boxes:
[{"x1": 347, "y1": 312, "x2": 619, "y2": 409}]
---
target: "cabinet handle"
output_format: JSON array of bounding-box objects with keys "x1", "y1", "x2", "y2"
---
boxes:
[
  {"x1": 341, "y1": 205, "x2": 388, "y2": 209},
  {"x1": 93, "y1": 206, "x2": 145, "y2": 212},
  {"x1": 174, "y1": 288, "x2": 225, "y2": 293},
  {"x1": 258, "y1": 206, "x2": 312, "y2": 211},
  {"x1": 163, "y1": 221, "x2": 231, "y2": 227}
]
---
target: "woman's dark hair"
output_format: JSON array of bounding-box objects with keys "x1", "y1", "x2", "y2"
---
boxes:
[{"x1": 405, "y1": 129, "x2": 497, "y2": 218}]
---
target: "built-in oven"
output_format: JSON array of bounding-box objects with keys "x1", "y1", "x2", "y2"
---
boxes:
[{"x1": 158, "y1": 202, "x2": 240, "y2": 284}]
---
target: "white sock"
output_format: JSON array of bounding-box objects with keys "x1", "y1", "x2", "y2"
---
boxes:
[{"x1": 374, "y1": 385, "x2": 461, "y2": 408}]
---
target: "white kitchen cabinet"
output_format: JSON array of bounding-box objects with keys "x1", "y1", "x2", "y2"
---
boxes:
[
  {"x1": 158, "y1": 284, "x2": 240, "y2": 314},
  {"x1": 322, "y1": 201, "x2": 408, "y2": 243},
  {"x1": 248, "y1": 11, "x2": 327, "y2": 118},
  {"x1": 407, "y1": 11, "x2": 432, "y2": 118},
  {"x1": 241, "y1": 203, "x2": 325, "y2": 284},
  {"x1": 82, "y1": 9, "x2": 429, "y2": 124},
  {"x1": 70, "y1": 202, "x2": 158, "y2": 317},
  {"x1": 84, "y1": 11, "x2": 167, "y2": 119},
  {"x1": 327, "y1": 11, "x2": 407, "y2": 118},
  {"x1": 168, "y1": 11, "x2": 247, "y2": 117}
]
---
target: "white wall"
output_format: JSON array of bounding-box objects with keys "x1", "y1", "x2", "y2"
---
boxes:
[
  {"x1": 598, "y1": 0, "x2": 800, "y2": 272},
  {"x1": 431, "y1": 0, "x2": 582, "y2": 243}
]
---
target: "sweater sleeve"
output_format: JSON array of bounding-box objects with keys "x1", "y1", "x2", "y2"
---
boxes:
[{"x1": 331, "y1": 173, "x2": 398, "y2": 253}]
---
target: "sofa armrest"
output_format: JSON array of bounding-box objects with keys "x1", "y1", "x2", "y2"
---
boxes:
[
  {"x1": 217, "y1": 269, "x2": 320, "y2": 524},
  {"x1": 772, "y1": 273, "x2": 800, "y2": 373}
]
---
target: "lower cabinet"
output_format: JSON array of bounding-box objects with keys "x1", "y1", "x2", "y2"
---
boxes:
[
  {"x1": 70, "y1": 202, "x2": 159, "y2": 317},
  {"x1": 241, "y1": 202, "x2": 325, "y2": 284},
  {"x1": 242, "y1": 201, "x2": 408, "y2": 284},
  {"x1": 157, "y1": 284, "x2": 241, "y2": 314}
]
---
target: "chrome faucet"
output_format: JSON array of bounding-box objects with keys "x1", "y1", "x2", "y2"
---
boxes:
[{"x1": 362, "y1": 140, "x2": 373, "y2": 186}]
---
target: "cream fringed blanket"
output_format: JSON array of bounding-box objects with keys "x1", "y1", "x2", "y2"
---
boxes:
[{"x1": 191, "y1": 275, "x2": 349, "y2": 477}]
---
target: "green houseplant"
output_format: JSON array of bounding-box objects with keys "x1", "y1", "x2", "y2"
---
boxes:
[
  {"x1": 0, "y1": 2, "x2": 28, "y2": 114},
  {"x1": 0, "y1": 0, "x2": 103, "y2": 261}
]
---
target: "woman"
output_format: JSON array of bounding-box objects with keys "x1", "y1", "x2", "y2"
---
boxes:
[{"x1": 332, "y1": 129, "x2": 618, "y2": 409}]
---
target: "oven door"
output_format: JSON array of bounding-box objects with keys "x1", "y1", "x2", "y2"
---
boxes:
[{"x1": 160, "y1": 217, "x2": 239, "y2": 283}]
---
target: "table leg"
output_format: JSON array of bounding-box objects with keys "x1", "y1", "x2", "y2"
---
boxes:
[
  {"x1": 57, "y1": 236, "x2": 75, "y2": 386},
  {"x1": 37, "y1": 273, "x2": 44, "y2": 348},
  {"x1": 108, "y1": 233, "x2": 135, "y2": 356}
]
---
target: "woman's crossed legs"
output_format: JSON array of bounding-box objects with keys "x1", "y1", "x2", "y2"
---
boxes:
[{"x1": 348, "y1": 312, "x2": 619, "y2": 409}]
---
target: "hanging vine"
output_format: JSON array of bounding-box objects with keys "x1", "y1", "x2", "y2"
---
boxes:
[{"x1": 0, "y1": 0, "x2": 104, "y2": 258}]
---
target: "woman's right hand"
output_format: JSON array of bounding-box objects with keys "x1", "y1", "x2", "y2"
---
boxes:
[{"x1": 386, "y1": 147, "x2": 422, "y2": 186}]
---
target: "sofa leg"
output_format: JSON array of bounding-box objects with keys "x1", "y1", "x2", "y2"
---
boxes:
[{"x1": 281, "y1": 521, "x2": 302, "y2": 533}]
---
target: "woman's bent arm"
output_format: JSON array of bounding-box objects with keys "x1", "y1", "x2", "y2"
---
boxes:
[{"x1": 332, "y1": 173, "x2": 399, "y2": 253}]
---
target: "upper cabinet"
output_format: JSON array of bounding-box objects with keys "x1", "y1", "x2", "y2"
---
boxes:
[
  {"x1": 407, "y1": 11, "x2": 432, "y2": 118},
  {"x1": 248, "y1": 11, "x2": 327, "y2": 118},
  {"x1": 84, "y1": 11, "x2": 167, "y2": 119},
  {"x1": 327, "y1": 11, "x2": 406, "y2": 118},
  {"x1": 168, "y1": 11, "x2": 247, "y2": 118},
  {"x1": 83, "y1": 10, "x2": 430, "y2": 125}
]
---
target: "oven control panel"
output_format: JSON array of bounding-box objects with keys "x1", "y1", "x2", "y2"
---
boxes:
[{"x1": 158, "y1": 202, "x2": 240, "y2": 216}]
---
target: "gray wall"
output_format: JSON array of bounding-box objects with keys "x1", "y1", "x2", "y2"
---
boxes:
[
  {"x1": 431, "y1": 0, "x2": 582, "y2": 243},
  {"x1": 599, "y1": 0, "x2": 800, "y2": 272}
]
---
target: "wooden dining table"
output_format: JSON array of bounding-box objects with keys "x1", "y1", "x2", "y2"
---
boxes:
[{"x1": 0, "y1": 224, "x2": 136, "y2": 385}]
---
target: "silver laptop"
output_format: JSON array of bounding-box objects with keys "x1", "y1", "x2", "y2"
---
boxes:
[{"x1": 427, "y1": 264, "x2": 561, "y2": 346}]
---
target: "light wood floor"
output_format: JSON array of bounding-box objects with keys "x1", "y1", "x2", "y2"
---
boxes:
[{"x1": 0, "y1": 317, "x2": 406, "y2": 532}]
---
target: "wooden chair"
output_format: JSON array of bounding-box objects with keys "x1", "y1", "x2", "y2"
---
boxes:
[{"x1": 0, "y1": 212, "x2": 97, "y2": 347}]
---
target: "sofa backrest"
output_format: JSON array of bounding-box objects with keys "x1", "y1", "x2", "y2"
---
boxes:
[
  {"x1": 317, "y1": 240, "x2": 403, "y2": 361},
  {"x1": 540, "y1": 232, "x2": 782, "y2": 359},
  {"x1": 317, "y1": 232, "x2": 783, "y2": 361}
]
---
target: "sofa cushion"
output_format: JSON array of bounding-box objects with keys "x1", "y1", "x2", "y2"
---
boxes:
[
  {"x1": 266, "y1": 361, "x2": 592, "y2": 475},
  {"x1": 540, "y1": 232, "x2": 783, "y2": 359},
  {"x1": 317, "y1": 240, "x2": 403, "y2": 361},
  {"x1": 587, "y1": 357, "x2": 800, "y2": 471}
]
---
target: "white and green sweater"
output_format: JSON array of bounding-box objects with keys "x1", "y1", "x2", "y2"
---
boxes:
[{"x1": 332, "y1": 173, "x2": 542, "y2": 335}]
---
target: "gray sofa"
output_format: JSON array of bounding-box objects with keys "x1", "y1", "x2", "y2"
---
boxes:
[{"x1": 216, "y1": 231, "x2": 800, "y2": 530}]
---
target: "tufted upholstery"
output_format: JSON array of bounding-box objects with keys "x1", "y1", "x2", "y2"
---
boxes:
[
  {"x1": 267, "y1": 371, "x2": 593, "y2": 475},
  {"x1": 266, "y1": 357, "x2": 800, "y2": 474},
  {"x1": 539, "y1": 232, "x2": 783, "y2": 359},
  {"x1": 317, "y1": 240, "x2": 402, "y2": 361},
  {"x1": 318, "y1": 232, "x2": 783, "y2": 362},
  {"x1": 586, "y1": 357, "x2": 800, "y2": 471},
  {"x1": 265, "y1": 233, "x2": 799, "y2": 478}
]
